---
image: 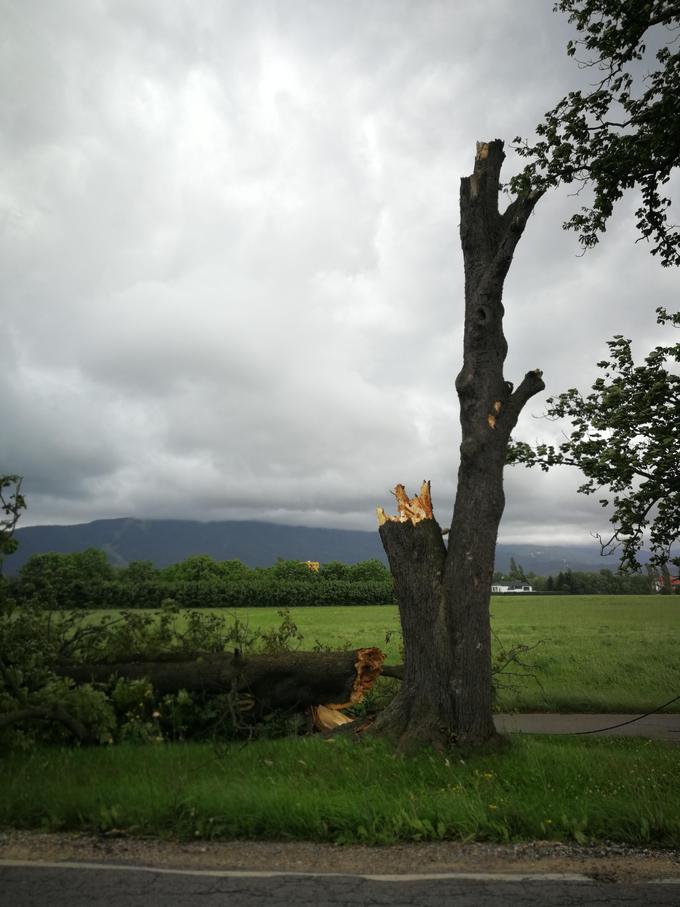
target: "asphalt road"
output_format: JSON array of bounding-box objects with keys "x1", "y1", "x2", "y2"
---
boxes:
[
  {"x1": 2, "y1": 863, "x2": 680, "y2": 907},
  {"x1": 494, "y1": 712, "x2": 680, "y2": 742}
]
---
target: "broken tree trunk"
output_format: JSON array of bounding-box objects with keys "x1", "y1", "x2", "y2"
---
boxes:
[
  {"x1": 57, "y1": 648, "x2": 385, "y2": 717},
  {"x1": 373, "y1": 140, "x2": 545, "y2": 751}
]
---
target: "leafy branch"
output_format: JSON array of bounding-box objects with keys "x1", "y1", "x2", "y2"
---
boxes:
[
  {"x1": 511, "y1": 0, "x2": 680, "y2": 266},
  {"x1": 0, "y1": 475, "x2": 26, "y2": 562},
  {"x1": 508, "y1": 308, "x2": 680, "y2": 571}
]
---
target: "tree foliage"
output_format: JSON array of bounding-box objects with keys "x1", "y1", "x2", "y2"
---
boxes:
[
  {"x1": 7, "y1": 551, "x2": 394, "y2": 610},
  {"x1": 512, "y1": 0, "x2": 680, "y2": 265},
  {"x1": 533, "y1": 567, "x2": 654, "y2": 593},
  {"x1": 508, "y1": 308, "x2": 680, "y2": 570},
  {"x1": 0, "y1": 475, "x2": 25, "y2": 563},
  {"x1": 508, "y1": 557, "x2": 528, "y2": 582},
  {"x1": 0, "y1": 601, "x2": 313, "y2": 749}
]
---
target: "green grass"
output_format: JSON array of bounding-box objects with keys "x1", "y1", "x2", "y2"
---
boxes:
[
  {"x1": 2, "y1": 735, "x2": 678, "y2": 846},
  {"x1": 88, "y1": 595, "x2": 680, "y2": 712},
  {"x1": 5, "y1": 597, "x2": 679, "y2": 847},
  {"x1": 189, "y1": 596, "x2": 680, "y2": 713},
  {"x1": 489, "y1": 596, "x2": 680, "y2": 713}
]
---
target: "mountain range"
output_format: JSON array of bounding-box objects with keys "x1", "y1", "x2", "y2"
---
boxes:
[{"x1": 3, "y1": 517, "x2": 632, "y2": 577}]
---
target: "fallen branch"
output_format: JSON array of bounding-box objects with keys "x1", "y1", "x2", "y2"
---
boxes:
[{"x1": 0, "y1": 703, "x2": 94, "y2": 743}]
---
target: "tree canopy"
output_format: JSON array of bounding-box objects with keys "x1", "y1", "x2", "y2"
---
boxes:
[
  {"x1": 512, "y1": 0, "x2": 680, "y2": 266},
  {"x1": 508, "y1": 308, "x2": 680, "y2": 571}
]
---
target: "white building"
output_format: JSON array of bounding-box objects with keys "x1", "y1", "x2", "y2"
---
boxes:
[{"x1": 491, "y1": 582, "x2": 534, "y2": 593}]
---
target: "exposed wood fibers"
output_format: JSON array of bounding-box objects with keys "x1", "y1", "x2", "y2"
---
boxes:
[
  {"x1": 375, "y1": 481, "x2": 434, "y2": 527},
  {"x1": 311, "y1": 647, "x2": 384, "y2": 731}
]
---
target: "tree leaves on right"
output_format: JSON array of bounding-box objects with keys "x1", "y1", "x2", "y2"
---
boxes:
[
  {"x1": 511, "y1": 0, "x2": 680, "y2": 266},
  {"x1": 508, "y1": 308, "x2": 680, "y2": 572},
  {"x1": 508, "y1": 3, "x2": 680, "y2": 575}
]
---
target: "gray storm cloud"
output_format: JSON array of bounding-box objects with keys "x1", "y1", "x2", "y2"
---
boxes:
[{"x1": 1, "y1": 0, "x2": 675, "y2": 547}]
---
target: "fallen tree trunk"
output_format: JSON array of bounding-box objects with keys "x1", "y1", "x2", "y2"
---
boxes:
[{"x1": 56, "y1": 648, "x2": 386, "y2": 716}]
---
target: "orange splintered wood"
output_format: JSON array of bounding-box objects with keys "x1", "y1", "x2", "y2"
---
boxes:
[
  {"x1": 376, "y1": 480, "x2": 434, "y2": 526},
  {"x1": 312, "y1": 646, "x2": 385, "y2": 731},
  {"x1": 311, "y1": 704, "x2": 352, "y2": 730},
  {"x1": 326, "y1": 647, "x2": 384, "y2": 709}
]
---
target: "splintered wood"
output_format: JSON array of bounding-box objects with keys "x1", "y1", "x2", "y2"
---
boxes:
[
  {"x1": 311, "y1": 646, "x2": 385, "y2": 731},
  {"x1": 376, "y1": 480, "x2": 434, "y2": 526},
  {"x1": 311, "y1": 704, "x2": 352, "y2": 729}
]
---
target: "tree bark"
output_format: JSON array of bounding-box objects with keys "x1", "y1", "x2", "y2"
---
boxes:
[
  {"x1": 373, "y1": 141, "x2": 545, "y2": 750},
  {"x1": 56, "y1": 648, "x2": 384, "y2": 715}
]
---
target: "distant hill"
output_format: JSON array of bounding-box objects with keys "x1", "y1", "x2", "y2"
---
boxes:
[
  {"x1": 4, "y1": 517, "x2": 631, "y2": 576},
  {"x1": 6, "y1": 518, "x2": 386, "y2": 573}
]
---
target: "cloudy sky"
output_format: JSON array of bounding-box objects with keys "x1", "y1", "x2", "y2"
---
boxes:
[{"x1": 2, "y1": 0, "x2": 677, "y2": 546}]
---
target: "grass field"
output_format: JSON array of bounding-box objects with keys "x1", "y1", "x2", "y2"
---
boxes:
[
  {"x1": 177, "y1": 595, "x2": 680, "y2": 714},
  {"x1": 3, "y1": 595, "x2": 679, "y2": 847},
  {"x1": 2, "y1": 734, "x2": 678, "y2": 846}
]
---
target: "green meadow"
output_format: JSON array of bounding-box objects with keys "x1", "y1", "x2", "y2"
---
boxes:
[{"x1": 177, "y1": 595, "x2": 680, "y2": 714}]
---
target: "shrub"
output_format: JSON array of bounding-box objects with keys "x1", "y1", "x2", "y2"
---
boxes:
[{"x1": 0, "y1": 603, "x2": 331, "y2": 749}]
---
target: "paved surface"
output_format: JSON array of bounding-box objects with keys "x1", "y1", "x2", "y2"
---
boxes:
[
  {"x1": 494, "y1": 712, "x2": 680, "y2": 742},
  {"x1": 4, "y1": 833, "x2": 679, "y2": 881},
  {"x1": 2, "y1": 862, "x2": 680, "y2": 907}
]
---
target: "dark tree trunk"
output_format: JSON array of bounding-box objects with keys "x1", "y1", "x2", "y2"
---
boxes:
[
  {"x1": 56, "y1": 648, "x2": 384, "y2": 714},
  {"x1": 374, "y1": 141, "x2": 545, "y2": 750}
]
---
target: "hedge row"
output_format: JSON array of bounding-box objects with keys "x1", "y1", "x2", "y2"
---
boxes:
[{"x1": 7, "y1": 577, "x2": 395, "y2": 609}]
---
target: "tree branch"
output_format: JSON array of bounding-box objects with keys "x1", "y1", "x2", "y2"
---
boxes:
[
  {"x1": 507, "y1": 369, "x2": 546, "y2": 418},
  {"x1": 0, "y1": 704, "x2": 92, "y2": 742}
]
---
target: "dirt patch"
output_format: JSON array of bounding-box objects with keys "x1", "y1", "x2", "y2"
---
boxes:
[{"x1": 2, "y1": 830, "x2": 679, "y2": 883}]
